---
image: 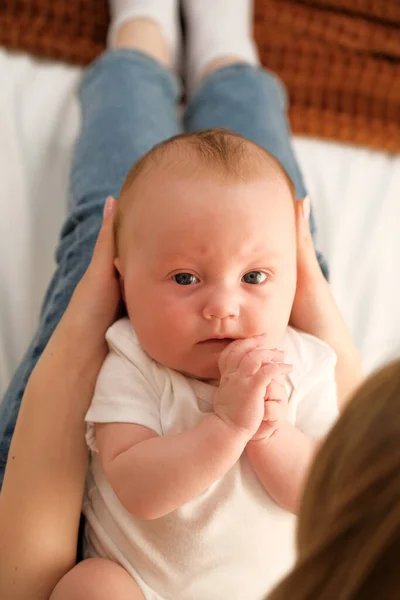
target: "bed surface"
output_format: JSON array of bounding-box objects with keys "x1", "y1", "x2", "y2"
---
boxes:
[{"x1": 1, "y1": 48, "x2": 399, "y2": 398}]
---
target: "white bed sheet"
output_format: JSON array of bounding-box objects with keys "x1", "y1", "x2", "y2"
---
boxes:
[{"x1": 1, "y1": 48, "x2": 399, "y2": 399}]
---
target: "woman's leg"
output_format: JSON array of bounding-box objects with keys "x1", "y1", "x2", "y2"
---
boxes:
[
  {"x1": 184, "y1": 62, "x2": 328, "y2": 277},
  {"x1": 182, "y1": 0, "x2": 328, "y2": 277},
  {"x1": 0, "y1": 27, "x2": 182, "y2": 486},
  {"x1": 184, "y1": 64, "x2": 306, "y2": 198}
]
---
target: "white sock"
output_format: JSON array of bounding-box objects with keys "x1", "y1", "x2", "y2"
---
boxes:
[
  {"x1": 183, "y1": 0, "x2": 259, "y2": 93},
  {"x1": 107, "y1": 0, "x2": 180, "y2": 69}
]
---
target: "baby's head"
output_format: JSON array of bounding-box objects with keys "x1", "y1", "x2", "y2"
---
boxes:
[{"x1": 114, "y1": 128, "x2": 297, "y2": 381}]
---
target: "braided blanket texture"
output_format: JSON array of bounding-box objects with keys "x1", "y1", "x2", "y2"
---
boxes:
[{"x1": 1, "y1": 0, "x2": 399, "y2": 151}]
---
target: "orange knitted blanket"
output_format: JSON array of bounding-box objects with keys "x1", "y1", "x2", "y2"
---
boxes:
[{"x1": 1, "y1": 0, "x2": 399, "y2": 151}]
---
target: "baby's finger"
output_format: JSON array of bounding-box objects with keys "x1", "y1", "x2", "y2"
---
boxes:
[
  {"x1": 238, "y1": 348, "x2": 289, "y2": 378},
  {"x1": 219, "y1": 335, "x2": 283, "y2": 374},
  {"x1": 265, "y1": 380, "x2": 287, "y2": 403},
  {"x1": 252, "y1": 362, "x2": 293, "y2": 389},
  {"x1": 263, "y1": 400, "x2": 282, "y2": 423},
  {"x1": 219, "y1": 335, "x2": 267, "y2": 374}
]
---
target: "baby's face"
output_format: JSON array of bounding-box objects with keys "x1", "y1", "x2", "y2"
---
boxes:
[{"x1": 116, "y1": 165, "x2": 297, "y2": 381}]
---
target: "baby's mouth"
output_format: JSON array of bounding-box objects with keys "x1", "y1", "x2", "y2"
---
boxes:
[{"x1": 199, "y1": 338, "x2": 234, "y2": 345}]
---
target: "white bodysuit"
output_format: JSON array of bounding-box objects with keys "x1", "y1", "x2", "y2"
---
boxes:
[{"x1": 83, "y1": 317, "x2": 338, "y2": 600}]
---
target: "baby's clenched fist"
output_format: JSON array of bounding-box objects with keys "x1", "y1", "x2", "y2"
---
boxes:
[
  {"x1": 251, "y1": 374, "x2": 289, "y2": 442},
  {"x1": 213, "y1": 335, "x2": 292, "y2": 441}
]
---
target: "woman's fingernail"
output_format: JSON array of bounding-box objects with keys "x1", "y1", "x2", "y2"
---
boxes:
[
  {"x1": 103, "y1": 196, "x2": 115, "y2": 219},
  {"x1": 302, "y1": 195, "x2": 310, "y2": 221}
]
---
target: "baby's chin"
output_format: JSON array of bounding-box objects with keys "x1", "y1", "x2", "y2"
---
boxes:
[
  {"x1": 169, "y1": 353, "x2": 222, "y2": 383},
  {"x1": 178, "y1": 362, "x2": 221, "y2": 384},
  {"x1": 142, "y1": 344, "x2": 221, "y2": 383}
]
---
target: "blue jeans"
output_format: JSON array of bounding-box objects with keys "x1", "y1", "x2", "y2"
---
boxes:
[{"x1": 0, "y1": 49, "x2": 327, "y2": 486}]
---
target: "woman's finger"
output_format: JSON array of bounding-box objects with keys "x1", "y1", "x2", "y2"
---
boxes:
[
  {"x1": 295, "y1": 197, "x2": 320, "y2": 271},
  {"x1": 296, "y1": 197, "x2": 311, "y2": 249},
  {"x1": 90, "y1": 196, "x2": 117, "y2": 274},
  {"x1": 70, "y1": 196, "x2": 121, "y2": 329}
]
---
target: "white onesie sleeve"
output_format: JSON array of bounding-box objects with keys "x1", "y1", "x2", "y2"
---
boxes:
[
  {"x1": 285, "y1": 328, "x2": 339, "y2": 440},
  {"x1": 294, "y1": 357, "x2": 338, "y2": 440},
  {"x1": 85, "y1": 318, "x2": 164, "y2": 452}
]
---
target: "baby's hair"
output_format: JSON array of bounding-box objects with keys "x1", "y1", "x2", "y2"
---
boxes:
[
  {"x1": 267, "y1": 358, "x2": 400, "y2": 600},
  {"x1": 114, "y1": 128, "x2": 295, "y2": 254}
]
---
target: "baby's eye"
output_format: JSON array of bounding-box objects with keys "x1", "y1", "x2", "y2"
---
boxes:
[
  {"x1": 173, "y1": 273, "x2": 199, "y2": 285},
  {"x1": 242, "y1": 271, "x2": 267, "y2": 285}
]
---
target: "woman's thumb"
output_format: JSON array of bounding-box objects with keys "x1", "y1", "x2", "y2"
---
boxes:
[
  {"x1": 296, "y1": 196, "x2": 313, "y2": 250},
  {"x1": 103, "y1": 195, "x2": 117, "y2": 221},
  {"x1": 91, "y1": 196, "x2": 117, "y2": 269}
]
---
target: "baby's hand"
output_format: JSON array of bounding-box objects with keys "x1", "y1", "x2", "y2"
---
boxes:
[
  {"x1": 250, "y1": 372, "x2": 289, "y2": 442},
  {"x1": 213, "y1": 336, "x2": 292, "y2": 441}
]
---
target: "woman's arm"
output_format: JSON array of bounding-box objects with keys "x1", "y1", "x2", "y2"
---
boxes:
[
  {"x1": 0, "y1": 198, "x2": 120, "y2": 600},
  {"x1": 290, "y1": 198, "x2": 364, "y2": 409}
]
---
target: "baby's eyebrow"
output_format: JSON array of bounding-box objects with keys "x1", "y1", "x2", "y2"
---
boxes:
[
  {"x1": 239, "y1": 248, "x2": 281, "y2": 262},
  {"x1": 153, "y1": 253, "x2": 198, "y2": 271},
  {"x1": 153, "y1": 241, "x2": 285, "y2": 265},
  {"x1": 157, "y1": 251, "x2": 194, "y2": 262}
]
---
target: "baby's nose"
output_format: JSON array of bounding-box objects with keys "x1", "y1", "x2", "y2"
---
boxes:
[{"x1": 202, "y1": 290, "x2": 240, "y2": 320}]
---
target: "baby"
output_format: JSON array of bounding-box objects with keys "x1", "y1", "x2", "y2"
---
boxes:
[{"x1": 82, "y1": 129, "x2": 338, "y2": 599}]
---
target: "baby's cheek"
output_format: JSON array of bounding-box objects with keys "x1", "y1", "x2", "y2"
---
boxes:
[
  {"x1": 154, "y1": 305, "x2": 192, "y2": 351},
  {"x1": 257, "y1": 310, "x2": 289, "y2": 348}
]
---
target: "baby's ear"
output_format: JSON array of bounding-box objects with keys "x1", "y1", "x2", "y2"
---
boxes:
[{"x1": 114, "y1": 257, "x2": 126, "y2": 302}]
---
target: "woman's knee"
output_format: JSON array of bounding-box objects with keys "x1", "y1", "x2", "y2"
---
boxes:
[{"x1": 50, "y1": 558, "x2": 144, "y2": 599}]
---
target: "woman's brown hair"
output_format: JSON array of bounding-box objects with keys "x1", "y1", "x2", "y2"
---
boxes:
[{"x1": 267, "y1": 359, "x2": 400, "y2": 600}]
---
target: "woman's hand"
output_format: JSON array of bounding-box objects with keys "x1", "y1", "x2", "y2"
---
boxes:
[
  {"x1": 45, "y1": 196, "x2": 122, "y2": 388},
  {"x1": 290, "y1": 196, "x2": 330, "y2": 333},
  {"x1": 59, "y1": 196, "x2": 121, "y2": 351},
  {"x1": 0, "y1": 197, "x2": 121, "y2": 600},
  {"x1": 290, "y1": 197, "x2": 363, "y2": 408}
]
